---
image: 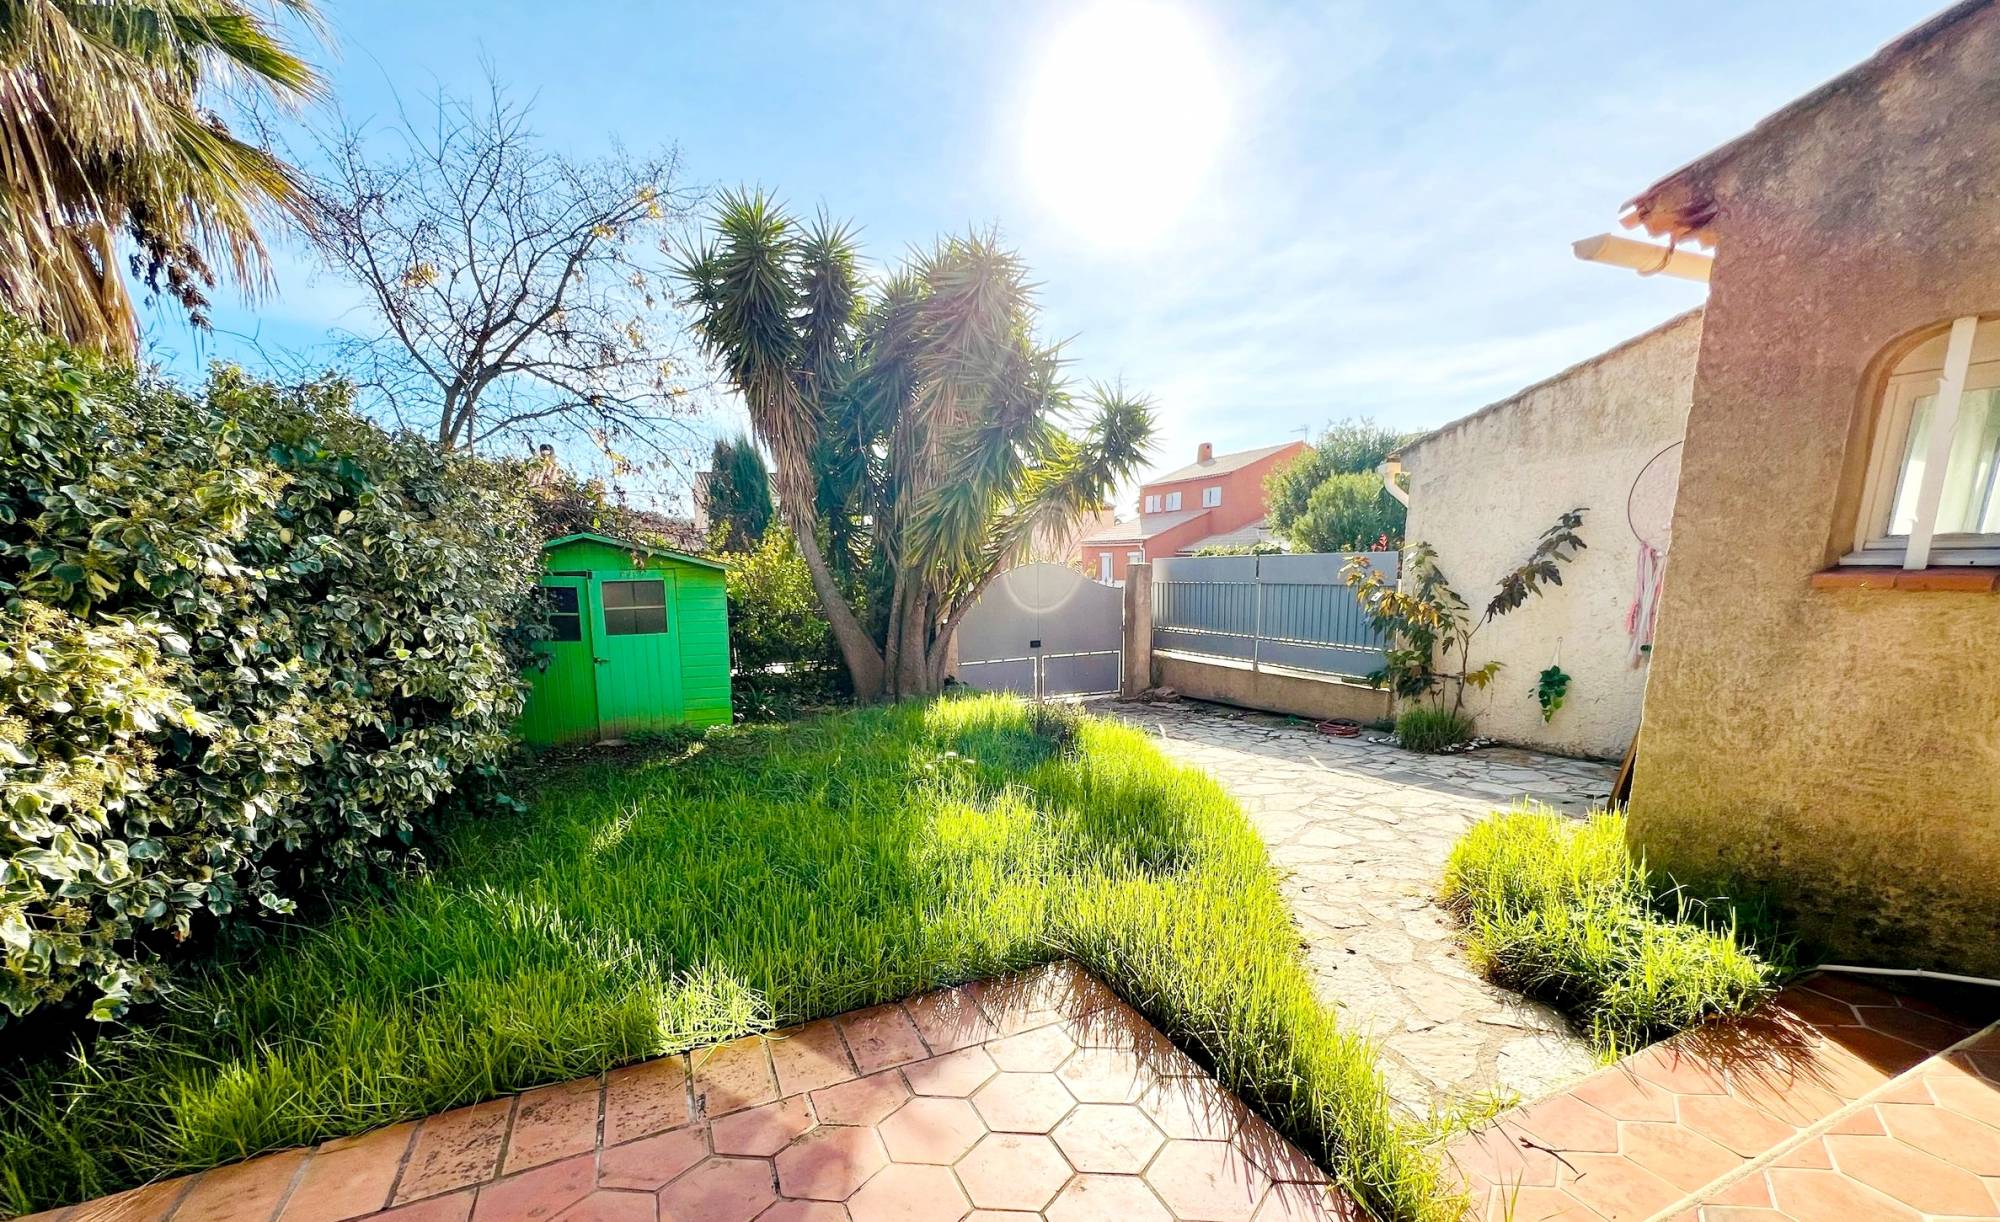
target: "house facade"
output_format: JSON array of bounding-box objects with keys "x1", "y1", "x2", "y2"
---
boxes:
[
  {"x1": 1077, "y1": 440, "x2": 1309, "y2": 582},
  {"x1": 1395, "y1": 309, "x2": 1702, "y2": 759},
  {"x1": 1619, "y1": 0, "x2": 2000, "y2": 974}
]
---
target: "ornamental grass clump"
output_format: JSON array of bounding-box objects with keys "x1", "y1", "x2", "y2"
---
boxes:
[
  {"x1": 0, "y1": 321, "x2": 542, "y2": 1023},
  {"x1": 1440, "y1": 804, "x2": 1785, "y2": 1054}
]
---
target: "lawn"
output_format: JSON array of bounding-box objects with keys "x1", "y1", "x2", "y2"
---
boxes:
[{"x1": 0, "y1": 695, "x2": 1458, "y2": 1221}]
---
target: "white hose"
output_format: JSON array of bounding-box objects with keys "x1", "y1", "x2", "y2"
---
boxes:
[{"x1": 1813, "y1": 963, "x2": 2000, "y2": 990}]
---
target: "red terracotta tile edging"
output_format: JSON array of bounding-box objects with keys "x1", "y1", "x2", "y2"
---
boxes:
[
  {"x1": 1445, "y1": 971, "x2": 2000, "y2": 1221},
  {"x1": 29, "y1": 962, "x2": 1358, "y2": 1222}
]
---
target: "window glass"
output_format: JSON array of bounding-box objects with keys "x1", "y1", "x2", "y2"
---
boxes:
[
  {"x1": 601, "y1": 579, "x2": 668, "y2": 635},
  {"x1": 1143, "y1": 494, "x2": 1159, "y2": 513},
  {"x1": 1164, "y1": 491, "x2": 1181, "y2": 510},
  {"x1": 540, "y1": 585, "x2": 582, "y2": 642},
  {"x1": 1202, "y1": 486, "x2": 1221, "y2": 507},
  {"x1": 1888, "y1": 388, "x2": 2000, "y2": 536}
]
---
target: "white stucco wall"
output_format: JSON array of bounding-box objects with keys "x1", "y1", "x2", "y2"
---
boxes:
[{"x1": 1398, "y1": 308, "x2": 1701, "y2": 759}]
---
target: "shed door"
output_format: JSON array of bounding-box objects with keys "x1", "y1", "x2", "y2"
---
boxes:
[
  {"x1": 592, "y1": 570, "x2": 682, "y2": 737},
  {"x1": 522, "y1": 576, "x2": 598, "y2": 745}
]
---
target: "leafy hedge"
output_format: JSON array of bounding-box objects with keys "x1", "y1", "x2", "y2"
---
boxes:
[{"x1": 0, "y1": 322, "x2": 542, "y2": 1022}]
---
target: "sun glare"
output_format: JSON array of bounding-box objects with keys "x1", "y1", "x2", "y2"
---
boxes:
[{"x1": 1022, "y1": 1, "x2": 1227, "y2": 247}]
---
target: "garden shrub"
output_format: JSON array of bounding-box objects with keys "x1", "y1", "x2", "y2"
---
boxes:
[
  {"x1": 0, "y1": 322, "x2": 542, "y2": 1022},
  {"x1": 715, "y1": 526, "x2": 844, "y2": 717},
  {"x1": 1440, "y1": 805, "x2": 1784, "y2": 1053}
]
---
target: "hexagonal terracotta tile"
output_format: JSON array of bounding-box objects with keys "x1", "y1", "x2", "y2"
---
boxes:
[
  {"x1": 1144, "y1": 1139, "x2": 1270, "y2": 1222},
  {"x1": 954, "y1": 1132, "x2": 1074, "y2": 1212},
  {"x1": 986, "y1": 1025, "x2": 1077, "y2": 1073},
  {"x1": 1055, "y1": 1047, "x2": 1143, "y2": 1104},
  {"x1": 774, "y1": 1125, "x2": 889, "y2": 1200},
  {"x1": 656, "y1": 1155, "x2": 777, "y2": 1222},
  {"x1": 1823, "y1": 1133, "x2": 1995, "y2": 1215},
  {"x1": 814, "y1": 1069, "x2": 913, "y2": 1126},
  {"x1": 1134, "y1": 1075, "x2": 1244, "y2": 1142},
  {"x1": 555, "y1": 1188, "x2": 660, "y2": 1222},
  {"x1": 711, "y1": 1095, "x2": 815, "y2": 1157},
  {"x1": 603, "y1": 1057, "x2": 691, "y2": 1145},
  {"x1": 878, "y1": 1095, "x2": 986, "y2": 1164},
  {"x1": 845, "y1": 1161, "x2": 970, "y2": 1222},
  {"x1": 597, "y1": 1127, "x2": 708, "y2": 1191},
  {"x1": 971, "y1": 1072, "x2": 1076, "y2": 1133},
  {"x1": 1045, "y1": 1173, "x2": 1172, "y2": 1221},
  {"x1": 903, "y1": 987, "x2": 999, "y2": 1053},
  {"x1": 1051, "y1": 1104, "x2": 1165, "y2": 1173},
  {"x1": 757, "y1": 1200, "x2": 854, "y2": 1222},
  {"x1": 903, "y1": 1047, "x2": 1000, "y2": 1097},
  {"x1": 469, "y1": 1153, "x2": 595, "y2": 1221}
]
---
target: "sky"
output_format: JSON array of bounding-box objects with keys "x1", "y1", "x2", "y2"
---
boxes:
[{"x1": 148, "y1": 0, "x2": 1945, "y2": 516}]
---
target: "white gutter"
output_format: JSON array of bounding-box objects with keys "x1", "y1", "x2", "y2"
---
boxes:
[
  {"x1": 1572, "y1": 233, "x2": 1713, "y2": 284},
  {"x1": 1378, "y1": 458, "x2": 1409, "y2": 507}
]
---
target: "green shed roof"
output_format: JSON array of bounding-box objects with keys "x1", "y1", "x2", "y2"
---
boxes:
[{"x1": 543, "y1": 531, "x2": 727, "y2": 571}]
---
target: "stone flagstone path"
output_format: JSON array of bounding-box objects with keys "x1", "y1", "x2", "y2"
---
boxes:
[
  {"x1": 1100, "y1": 698, "x2": 1616, "y2": 1117},
  {"x1": 31, "y1": 963, "x2": 1357, "y2": 1222}
]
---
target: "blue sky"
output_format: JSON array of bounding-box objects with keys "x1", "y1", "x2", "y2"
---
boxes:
[{"x1": 150, "y1": 0, "x2": 1941, "y2": 513}]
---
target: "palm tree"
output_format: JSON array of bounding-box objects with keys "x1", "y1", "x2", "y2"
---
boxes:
[
  {"x1": 680, "y1": 191, "x2": 1154, "y2": 700},
  {"x1": 0, "y1": 0, "x2": 323, "y2": 353}
]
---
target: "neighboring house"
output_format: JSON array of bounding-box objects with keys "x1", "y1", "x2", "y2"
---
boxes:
[
  {"x1": 1395, "y1": 309, "x2": 1703, "y2": 758},
  {"x1": 1612, "y1": 0, "x2": 2000, "y2": 975},
  {"x1": 1078, "y1": 440, "x2": 1309, "y2": 582}
]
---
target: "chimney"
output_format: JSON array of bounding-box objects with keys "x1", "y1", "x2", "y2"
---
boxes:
[{"x1": 1197, "y1": 442, "x2": 1214, "y2": 464}]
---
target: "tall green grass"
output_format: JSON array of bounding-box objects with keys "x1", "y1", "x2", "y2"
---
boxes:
[
  {"x1": 1440, "y1": 804, "x2": 1785, "y2": 1055},
  {"x1": 0, "y1": 695, "x2": 1458, "y2": 1221},
  {"x1": 1394, "y1": 706, "x2": 1474, "y2": 753}
]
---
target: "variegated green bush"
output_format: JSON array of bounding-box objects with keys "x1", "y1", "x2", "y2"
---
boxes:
[{"x1": 0, "y1": 321, "x2": 542, "y2": 1022}]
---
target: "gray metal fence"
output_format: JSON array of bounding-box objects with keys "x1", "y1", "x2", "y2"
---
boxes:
[{"x1": 1152, "y1": 552, "x2": 1398, "y2": 679}]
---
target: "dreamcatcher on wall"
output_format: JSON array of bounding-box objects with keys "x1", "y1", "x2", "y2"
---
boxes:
[{"x1": 1625, "y1": 441, "x2": 1681, "y2": 667}]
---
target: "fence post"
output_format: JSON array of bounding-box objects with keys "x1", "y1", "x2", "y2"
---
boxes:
[
  {"x1": 1251, "y1": 556, "x2": 1264, "y2": 673},
  {"x1": 1122, "y1": 563, "x2": 1153, "y2": 697}
]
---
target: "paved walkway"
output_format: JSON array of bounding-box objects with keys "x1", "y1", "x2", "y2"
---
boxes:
[
  {"x1": 1447, "y1": 971, "x2": 2000, "y2": 1220},
  {"x1": 1102, "y1": 698, "x2": 1617, "y2": 1118},
  {"x1": 36, "y1": 963, "x2": 1353, "y2": 1222}
]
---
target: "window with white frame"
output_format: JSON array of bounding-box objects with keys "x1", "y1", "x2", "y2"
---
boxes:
[
  {"x1": 1202, "y1": 486, "x2": 1221, "y2": 507},
  {"x1": 1098, "y1": 552, "x2": 1112, "y2": 582},
  {"x1": 1143, "y1": 494, "x2": 1160, "y2": 513},
  {"x1": 1127, "y1": 550, "x2": 1144, "y2": 565},
  {"x1": 1164, "y1": 491, "x2": 1182, "y2": 511},
  {"x1": 1848, "y1": 316, "x2": 2000, "y2": 569}
]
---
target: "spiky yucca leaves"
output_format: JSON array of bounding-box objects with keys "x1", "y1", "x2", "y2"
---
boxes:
[
  {"x1": 0, "y1": 0, "x2": 324, "y2": 352},
  {"x1": 679, "y1": 191, "x2": 1153, "y2": 699}
]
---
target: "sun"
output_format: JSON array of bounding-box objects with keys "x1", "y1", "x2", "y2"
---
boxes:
[{"x1": 1021, "y1": 1, "x2": 1228, "y2": 247}]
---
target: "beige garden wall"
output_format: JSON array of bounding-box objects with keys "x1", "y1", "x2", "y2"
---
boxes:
[{"x1": 1399, "y1": 310, "x2": 1701, "y2": 759}]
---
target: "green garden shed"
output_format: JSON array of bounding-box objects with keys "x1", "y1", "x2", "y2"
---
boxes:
[{"x1": 518, "y1": 532, "x2": 731, "y2": 745}]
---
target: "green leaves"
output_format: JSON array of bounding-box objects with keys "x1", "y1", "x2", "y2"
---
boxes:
[{"x1": 0, "y1": 320, "x2": 542, "y2": 1023}]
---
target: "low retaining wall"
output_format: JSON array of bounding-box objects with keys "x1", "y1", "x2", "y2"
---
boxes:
[{"x1": 1154, "y1": 651, "x2": 1390, "y2": 724}]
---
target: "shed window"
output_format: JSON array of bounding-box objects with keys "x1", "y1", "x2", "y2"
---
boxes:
[
  {"x1": 602, "y1": 579, "x2": 669, "y2": 635},
  {"x1": 542, "y1": 585, "x2": 583, "y2": 642},
  {"x1": 1849, "y1": 316, "x2": 2000, "y2": 568}
]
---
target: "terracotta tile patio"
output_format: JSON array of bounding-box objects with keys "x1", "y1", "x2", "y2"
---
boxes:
[
  {"x1": 33, "y1": 962, "x2": 1355, "y2": 1222},
  {"x1": 1446, "y1": 972, "x2": 2000, "y2": 1221}
]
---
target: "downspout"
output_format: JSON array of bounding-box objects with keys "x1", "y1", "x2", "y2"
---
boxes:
[{"x1": 1378, "y1": 458, "x2": 1409, "y2": 507}]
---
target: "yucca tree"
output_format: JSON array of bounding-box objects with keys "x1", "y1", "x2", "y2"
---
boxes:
[
  {"x1": 680, "y1": 191, "x2": 1153, "y2": 700},
  {"x1": 0, "y1": 0, "x2": 323, "y2": 353}
]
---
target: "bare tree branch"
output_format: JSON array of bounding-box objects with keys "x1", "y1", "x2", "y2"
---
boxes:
[{"x1": 295, "y1": 72, "x2": 709, "y2": 488}]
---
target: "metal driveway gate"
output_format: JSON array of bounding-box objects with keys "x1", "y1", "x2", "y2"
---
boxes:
[
  {"x1": 1152, "y1": 551, "x2": 1398, "y2": 679},
  {"x1": 955, "y1": 563, "x2": 1123, "y2": 696}
]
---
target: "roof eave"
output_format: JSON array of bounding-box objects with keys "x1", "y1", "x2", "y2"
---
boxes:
[{"x1": 544, "y1": 530, "x2": 728, "y2": 571}]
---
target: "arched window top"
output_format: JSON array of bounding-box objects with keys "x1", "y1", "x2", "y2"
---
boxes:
[{"x1": 1849, "y1": 316, "x2": 2000, "y2": 568}]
